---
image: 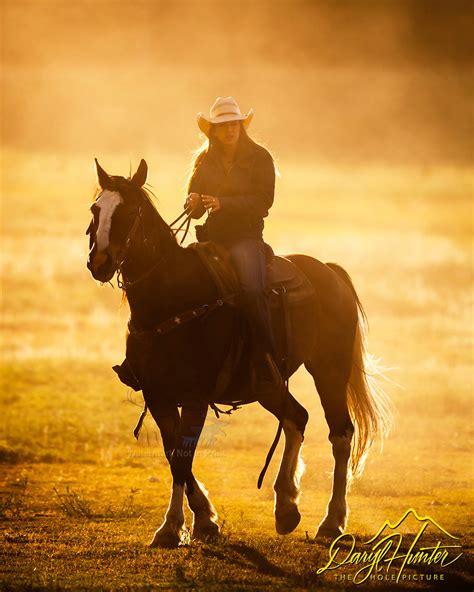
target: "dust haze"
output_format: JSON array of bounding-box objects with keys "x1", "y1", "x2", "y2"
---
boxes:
[
  {"x1": 2, "y1": 0, "x2": 473, "y2": 165},
  {"x1": 0, "y1": 3, "x2": 473, "y2": 587}
]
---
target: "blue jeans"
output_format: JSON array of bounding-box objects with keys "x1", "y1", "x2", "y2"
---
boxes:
[{"x1": 227, "y1": 239, "x2": 276, "y2": 355}]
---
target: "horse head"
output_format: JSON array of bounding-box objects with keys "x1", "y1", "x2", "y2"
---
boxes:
[{"x1": 87, "y1": 159, "x2": 148, "y2": 283}]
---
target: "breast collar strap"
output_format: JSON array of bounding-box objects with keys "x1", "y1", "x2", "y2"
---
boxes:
[{"x1": 128, "y1": 296, "x2": 233, "y2": 337}]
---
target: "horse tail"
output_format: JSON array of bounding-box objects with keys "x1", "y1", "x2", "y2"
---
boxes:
[{"x1": 326, "y1": 263, "x2": 392, "y2": 480}]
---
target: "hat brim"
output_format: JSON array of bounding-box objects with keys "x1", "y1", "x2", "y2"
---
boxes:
[{"x1": 197, "y1": 108, "x2": 254, "y2": 137}]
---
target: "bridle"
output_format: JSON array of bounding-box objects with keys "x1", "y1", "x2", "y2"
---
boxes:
[
  {"x1": 113, "y1": 204, "x2": 193, "y2": 290},
  {"x1": 115, "y1": 205, "x2": 150, "y2": 290},
  {"x1": 88, "y1": 183, "x2": 194, "y2": 290}
]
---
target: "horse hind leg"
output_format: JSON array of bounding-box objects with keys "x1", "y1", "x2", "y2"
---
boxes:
[
  {"x1": 274, "y1": 417, "x2": 306, "y2": 534},
  {"x1": 306, "y1": 361, "x2": 354, "y2": 538},
  {"x1": 259, "y1": 390, "x2": 308, "y2": 535},
  {"x1": 318, "y1": 427, "x2": 353, "y2": 538}
]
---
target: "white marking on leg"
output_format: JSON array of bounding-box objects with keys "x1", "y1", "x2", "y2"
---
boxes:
[
  {"x1": 186, "y1": 478, "x2": 219, "y2": 538},
  {"x1": 318, "y1": 432, "x2": 352, "y2": 535},
  {"x1": 94, "y1": 190, "x2": 122, "y2": 252},
  {"x1": 165, "y1": 483, "x2": 185, "y2": 525},
  {"x1": 150, "y1": 483, "x2": 186, "y2": 547},
  {"x1": 274, "y1": 419, "x2": 304, "y2": 534}
]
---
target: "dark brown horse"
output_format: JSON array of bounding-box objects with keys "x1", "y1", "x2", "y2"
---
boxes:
[{"x1": 86, "y1": 159, "x2": 391, "y2": 547}]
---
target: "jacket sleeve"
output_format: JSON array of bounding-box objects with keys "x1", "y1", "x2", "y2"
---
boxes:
[
  {"x1": 185, "y1": 166, "x2": 206, "y2": 219},
  {"x1": 218, "y1": 149, "x2": 275, "y2": 219}
]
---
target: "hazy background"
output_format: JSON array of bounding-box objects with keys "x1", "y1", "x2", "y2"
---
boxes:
[
  {"x1": 2, "y1": 0, "x2": 473, "y2": 164},
  {"x1": 1, "y1": 2, "x2": 473, "y2": 588}
]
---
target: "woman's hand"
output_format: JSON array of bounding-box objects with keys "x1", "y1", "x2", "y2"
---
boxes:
[
  {"x1": 186, "y1": 193, "x2": 202, "y2": 213},
  {"x1": 201, "y1": 195, "x2": 221, "y2": 213}
]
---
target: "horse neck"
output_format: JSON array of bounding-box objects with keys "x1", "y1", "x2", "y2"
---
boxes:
[
  {"x1": 124, "y1": 223, "x2": 218, "y2": 328},
  {"x1": 120, "y1": 204, "x2": 183, "y2": 322},
  {"x1": 123, "y1": 201, "x2": 179, "y2": 274}
]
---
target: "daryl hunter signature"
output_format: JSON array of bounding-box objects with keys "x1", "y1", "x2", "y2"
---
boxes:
[{"x1": 317, "y1": 508, "x2": 463, "y2": 584}]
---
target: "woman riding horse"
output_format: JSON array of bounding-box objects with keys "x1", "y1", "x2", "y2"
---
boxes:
[
  {"x1": 185, "y1": 97, "x2": 281, "y2": 393},
  {"x1": 86, "y1": 132, "x2": 391, "y2": 546}
]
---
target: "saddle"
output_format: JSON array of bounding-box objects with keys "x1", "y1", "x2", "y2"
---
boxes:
[
  {"x1": 189, "y1": 241, "x2": 315, "y2": 306},
  {"x1": 189, "y1": 241, "x2": 316, "y2": 402}
]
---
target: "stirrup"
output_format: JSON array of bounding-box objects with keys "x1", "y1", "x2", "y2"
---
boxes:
[
  {"x1": 251, "y1": 353, "x2": 284, "y2": 395},
  {"x1": 112, "y1": 359, "x2": 141, "y2": 391},
  {"x1": 263, "y1": 352, "x2": 285, "y2": 390}
]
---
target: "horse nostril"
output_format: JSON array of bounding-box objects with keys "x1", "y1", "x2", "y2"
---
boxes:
[{"x1": 91, "y1": 250, "x2": 108, "y2": 272}]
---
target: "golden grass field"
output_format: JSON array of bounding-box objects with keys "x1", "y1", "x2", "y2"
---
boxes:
[{"x1": 1, "y1": 151, "x2": 473, "y2": 590}]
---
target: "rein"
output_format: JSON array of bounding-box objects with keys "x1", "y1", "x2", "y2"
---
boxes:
[
  {"x1": 170, "y1": 209, "x2": 193, "y2": 245},
  {"x1": 116, "y1": 206, "x2": 193, "y2": 290}
]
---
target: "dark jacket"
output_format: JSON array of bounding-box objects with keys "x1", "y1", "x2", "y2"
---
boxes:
[{"x1": 188, "y1": 139, "x2": 275, "y2": 244}]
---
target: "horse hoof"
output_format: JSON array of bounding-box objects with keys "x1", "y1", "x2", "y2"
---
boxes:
[
  {"x1": 149, "y1": 528, "x2": 184, "y2": 548},
  {"x1": 315, "y1": 524, "x2": 343, "y2": 540},
  {"x1": 275, "y1": 506, "x2": 301, "y2": 535},
  {"x1": 193, "y1": 522, "x2": 220, "y2": 542}
]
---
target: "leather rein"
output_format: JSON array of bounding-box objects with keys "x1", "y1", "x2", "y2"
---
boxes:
[{"x1": 116, "y1": 207, "x2": 193, "y2": 290}]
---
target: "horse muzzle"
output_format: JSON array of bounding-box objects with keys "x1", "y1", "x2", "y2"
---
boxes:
[{"x1": 87, "y1": 247, "x2": 117, "y2": 283}]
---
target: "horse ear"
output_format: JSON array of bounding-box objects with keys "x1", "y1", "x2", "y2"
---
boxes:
[
  {"x1": 131, "y1": 159, "x2": 148, "y2": 187},
  {"x1": 95, "y1": 158, "x2": 111, "y2": 189}
]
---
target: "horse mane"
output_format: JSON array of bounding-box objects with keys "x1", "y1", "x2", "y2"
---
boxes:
[{"x1": 137, "y1": 183, "x2": 178, "y2": 248}]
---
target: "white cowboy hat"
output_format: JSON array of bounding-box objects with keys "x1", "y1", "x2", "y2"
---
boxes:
[{"x1": 197, "y1": 96, "x2": 254, "y2": 137}]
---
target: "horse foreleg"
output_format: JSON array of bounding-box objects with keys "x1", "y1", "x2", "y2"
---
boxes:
[
  {"x1": 150, "y1": 401, "x2": 209, "y2": 547},
  {"x1": 174, "y1": 403, "x2": 219, "y2": 540},
  {"x1": 145, "y1": 408, "x2": 187, "y2": 548},
  {"x1": 186, "y1": 474, "x2": 219, "y2": 541},
  {"x1": 150, "y1": 480, "x2": 187, "y2": 548},
  {"x1": 259, "y1": 391, "x2": 308, "y2": 535}
]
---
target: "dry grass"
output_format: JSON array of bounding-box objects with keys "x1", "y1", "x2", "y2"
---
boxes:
[{"x1": 0, "y1": 152, "x2": 472, "y2": 590}]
